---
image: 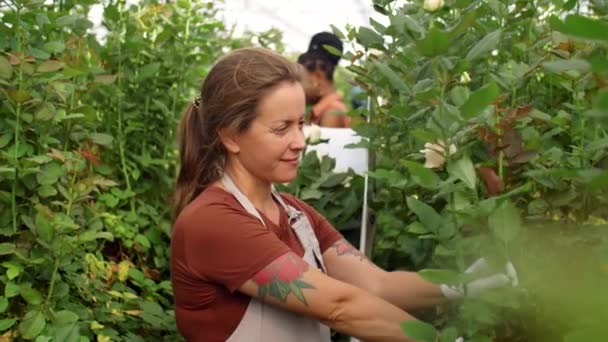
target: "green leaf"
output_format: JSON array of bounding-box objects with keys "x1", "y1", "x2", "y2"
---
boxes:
[
  {"x1": 439, "y1": 327, "x2": 460, "y2": 342},
  {"x1": 139, "y1": 62, "x2": 160, "y2": 79},
  {"x1": 38, "y1": 185, "x2": 57, "y2": 198},
  {"x1": 330, "y1": 24, "x2": 345, "y2": 39},
  {"x1": 407, "y1": 222, "x2": 428, "y2": 235},
  {"x1": 550, "y1": 15, "x2": 608, "y2": 42},
  {"x1": 418, "y1": 269, "x2": 463, "y2": 285},
  {"x1": 99, "y1": 193, "x2": 119, "y2": 207},
  {"x1": 35, "y1": 212, "x2": 54, "y2": 242},
  {"x1": 406, "y1": 197, "x2": 442, "y2": 232},
  {"x1": 95, "y1": 232, "x2": 114, "y2": 241},
  {"x1": 390, "y1": 15, "x2": 425, "y2": 36},
  {"x1": 0, "y1": 56, "x2": 12, "y2": 79},
  {"x1": 19, "y1": 310, "x2": 46, "y2": 340},
  {"x1": 89, "y1": 133, "x2": 113, "y2": 146},
  {"x1": 56, "y1": 14, "x2": 79, "y2": 26},
  {"x1": 300, "y1": 188, "x2": 323, "y2": 200},
  {"x1": 37, "y1": 60, "x2": 65, "y2": 73},
  {"x1": 140, "y1": 301, "x2": 164, "y2": 316},
  {"x1": 369, "y1": 169, "x2": 408, "y2": 188},
  {"x1": 36, "y1": 13, "x2": 50, "y2": 26},
  {"x1": 36, "y1": 163, "x2": 64, "y2": 185},
  {"x1": 542, "y1": 59, "x2": 590, "y2": 74},
  {"x1": 460, "y1": 82, "x2": 500, "y2": 118},
  {"x1": 134, "y1": 234, "x2": 151, "y2": 250},
  {"x1": 53, "y1": 323, "x2": 80, "y2": 342},
  {"x1": 488, "y1": 200, "x2": 521, "y2": 244},
  {"x1": 20, "y1": 286, "x2": 43, "y2": 305},
  {"x1": 95, "y1": 74, "x2": 117, "y2": 85},
  {"x1": 357, "y1": 27, "x2": 384, "y2": 47},
  {"x1": 374, "y1": 62, "x2": 410, "y2": 93},
  {"x1": 0, "y1": 133, "x2": 12, "y2": 148},
  {"x1": 31, "y1": 48, "x2": 51, "y2": 60},
  {"x1": 42, "y1": 41, "x2": 65, "y2": 54},
  {"x1": 0, "y1": 243, "x2": 16, "y2": 255},
  {"x1": 449, "y1": 9, "x2": 477, "y2": 38},
  {"x1": 450, "y1": 86, "x2": 470, "y2": 107},
  {"x1": 0, "y1": 297, "x2": 8, "y2": 313},
  {"x1": 322, "y1": 44, "x2": 341, "y2": 57},
  {"x1": 594, "y1": 88, "x2": 608, "y2": 113},
  {"x1": 562, "y1": 0, "x2": 576, "y2": 10},
  {"x1": 0, "y1": 318, "x2": 16, "y2": 332},
  {"x1": 466, "y1": 29, "x2": 502, "y2": 61},
  {"x1": 7, "y1": 267, "x2": 20, "y2": 280},
  {"x1": 447, "y1": 155, "x2": 476, "y2": 190},
  {"x1": 401, "y1": 320, "x2": 438, "y2": 342},
  {"x1": 4, "y1": 282, "x2": 19, "y2": 298},
  {"x1": 27, "y1": 155, "x2": 52, "y2": 164},
  {"x1": 417, "y1": 27, "x2": 450, "y2": 57},
  {"x1": 0, "y1": 167, "x2": 16, "y2": 177},
  {"x1": 53, "y1": 310, "x2": 79, "y2": 325},
  {"x1": 401, "y1": 160, "x2": 440, "y2": 189},
  {"x1": 320, "y1": 173, "x2": 347, "y2": 188}
]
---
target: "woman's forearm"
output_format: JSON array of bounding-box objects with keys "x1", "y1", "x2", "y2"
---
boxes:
[
  {"x1": 376, "y1": 270, "x2": 447, "y2": 311},
  {"x1": 324, "y1": 285, "x2": 419, "y2": 342}
]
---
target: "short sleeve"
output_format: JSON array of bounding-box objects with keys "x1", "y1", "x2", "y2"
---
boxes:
[
  {"x1": 173, "y1": 201, "x2": 290, "y2": 293},
  {"x1": 281, "y1": 194, "x2": 343, "y2": 253}
]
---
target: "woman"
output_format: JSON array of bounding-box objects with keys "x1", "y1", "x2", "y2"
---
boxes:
[
  {"x1": 298, "y1": 32, "x2": 351, "y2": 128},
  {"x1": 171, "y1": 47, "x2": 515, "y2": 342}
]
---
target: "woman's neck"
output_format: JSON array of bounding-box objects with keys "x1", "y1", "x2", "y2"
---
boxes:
[{"x1": 222, "y1": 161, "x2": 274, "y2": 209}]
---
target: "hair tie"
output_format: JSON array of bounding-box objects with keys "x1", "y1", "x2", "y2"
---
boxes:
[{"x1": 193, "y1": 96, "x2": 201, "y2": 109}]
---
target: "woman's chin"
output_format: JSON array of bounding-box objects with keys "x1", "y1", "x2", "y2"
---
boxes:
[{"x1": 272, "y1": 173, "x2": 297, "y2": 185}]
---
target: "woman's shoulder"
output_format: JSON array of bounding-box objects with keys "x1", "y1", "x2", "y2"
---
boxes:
[{"x1": 174, "y1": 187, "x2": 241, "y2": 232}]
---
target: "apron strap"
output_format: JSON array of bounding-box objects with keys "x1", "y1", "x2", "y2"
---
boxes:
[
  {"x1": 221, "y1": 173, "x2": 327, "y2": 273},
  {"x1": 221, "y1": 173, "x2": 267, "y2": 227},
  {"x1": 272, "y1": 188, "x2": 327, "y2": 273}
]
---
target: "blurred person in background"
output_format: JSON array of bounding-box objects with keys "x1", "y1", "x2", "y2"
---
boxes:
[{"x1": 298, "y1": 32, "x2": 351, "y2": 128}]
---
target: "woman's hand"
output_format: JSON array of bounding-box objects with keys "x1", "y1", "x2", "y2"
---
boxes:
[{"x1": 440, "y1": 258, "x2": 519, "y2": 299}]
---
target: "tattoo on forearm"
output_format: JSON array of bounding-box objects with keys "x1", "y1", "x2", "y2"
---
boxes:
[
  {"x1": 331, "y1": 239, "x2": 366, "y2": 261},
  {"x1": 252, "y1": 253, "x2": 315, "y2": 306}
]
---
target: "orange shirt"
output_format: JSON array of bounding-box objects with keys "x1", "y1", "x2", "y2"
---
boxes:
[{"x1": 170, "y1": 186, "x2": 343, "y2": 341}]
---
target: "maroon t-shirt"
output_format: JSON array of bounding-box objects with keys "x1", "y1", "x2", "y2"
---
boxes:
[{"x1": 170, "y1": 186, "x2": 343, "y2": 341}]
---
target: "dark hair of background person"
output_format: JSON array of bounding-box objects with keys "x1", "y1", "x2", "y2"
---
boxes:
[
  {"x1": 297, "y1": 31, "x2": 343, "y2": 82},
  {"x1": 174, "y1": 47, "x2": 304, "y2": 219}
]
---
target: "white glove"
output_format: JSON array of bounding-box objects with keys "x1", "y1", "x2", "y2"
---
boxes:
[{"x1": 440, "y1": 258, "x2": 519, "y2": 299}]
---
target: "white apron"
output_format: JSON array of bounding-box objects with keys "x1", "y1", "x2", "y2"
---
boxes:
[{"x1": 222, "y1": 174, "x2": 332, "y2": 342}]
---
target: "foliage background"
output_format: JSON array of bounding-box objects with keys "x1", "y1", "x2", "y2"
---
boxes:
[
  {"x1": 0, "y1": 0, "x2": 282, "y2": 340},
  {"x1": 335, "y1": 0, "x2": 608, "y2": 340}
]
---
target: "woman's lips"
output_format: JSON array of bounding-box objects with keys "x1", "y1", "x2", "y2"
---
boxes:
[{"x1": 281, "y1": 157, "x2": 300, "y2": 165}]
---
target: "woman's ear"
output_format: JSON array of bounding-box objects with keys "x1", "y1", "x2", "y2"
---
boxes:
[{"x1": 218, "y1": 128, "x2": 240, "y2": 154}]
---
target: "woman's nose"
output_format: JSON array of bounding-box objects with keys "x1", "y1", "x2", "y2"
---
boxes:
[{"x1": 291, "y1": 127, "x2": 306, "y2": 150}]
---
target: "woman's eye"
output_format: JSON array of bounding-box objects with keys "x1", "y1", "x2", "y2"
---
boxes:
[{"x1": 274, "y1": 126, "x2": 289, "y2": 134}]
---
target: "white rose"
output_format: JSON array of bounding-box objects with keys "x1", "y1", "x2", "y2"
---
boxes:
[
  {"x1": 420, "y1": 140, "x2": 457, "y2": 169},
  {"x1": 423, "y1": 0, "x2": 445, "y2": 12},
  {"x1": 307, "y1": 124, "x2": 321, "y2": 144},
  {"x1": 460, "y1": 71, "x2": 471, "y2": 84}
]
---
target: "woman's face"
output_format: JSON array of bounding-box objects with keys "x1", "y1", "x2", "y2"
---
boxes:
[
  {"x1": 229, "y1": 81, "x2": 307, "y2": 184},
  {"x1": 301, "y1": 70, "x2": 317, "y2": 103}
]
